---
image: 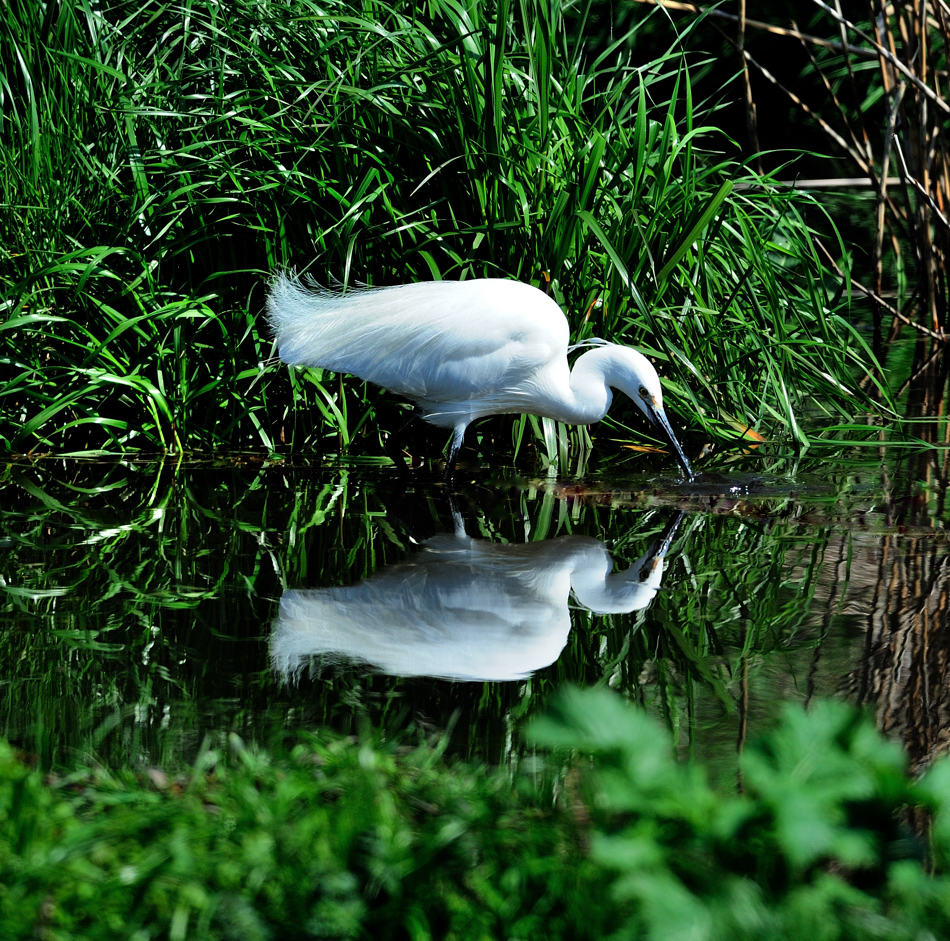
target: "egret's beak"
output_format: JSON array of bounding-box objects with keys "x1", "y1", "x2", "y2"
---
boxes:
[
  {"x1": 644, "y1": 401, "x2": 695, "y2": 482},
  {"x1": 622, "y1": 510, "x2": 686, "y2": 585},
  {"x1": 653, "y1": 509, "x2": 686, "y2": 558}
]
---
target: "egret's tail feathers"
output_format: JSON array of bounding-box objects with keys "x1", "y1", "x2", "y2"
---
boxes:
[
  {"x1": 266, "y1": 272, "x2": 345, "y2": 366},
  {"x1": 266, "y1": 271, "x2": 417, "y2": 370}
]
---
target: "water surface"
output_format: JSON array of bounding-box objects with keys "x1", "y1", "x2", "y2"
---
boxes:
[{"x1": 1, "y1": 452, "x2": 947, "y2": 776}]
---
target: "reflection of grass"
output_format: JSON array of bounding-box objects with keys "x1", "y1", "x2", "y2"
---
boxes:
[
  {"x1": 536, "y1": 497, "x2": 859, "y2": 776},
  {"x1": 0, "y1": 459, "x2": 296, "y2": 767},
  {"x1": 0, "y1": 459, "x2": 884, "y2": 771}
]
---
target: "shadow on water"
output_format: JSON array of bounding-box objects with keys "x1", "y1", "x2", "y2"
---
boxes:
[{"x1": 1, "y1": 448, "x2": 950, "y2": 776}]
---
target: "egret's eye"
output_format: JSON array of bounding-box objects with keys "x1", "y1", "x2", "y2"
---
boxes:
[{"x1": 638, "y1": 386, "x2": 649, "y2": 399}]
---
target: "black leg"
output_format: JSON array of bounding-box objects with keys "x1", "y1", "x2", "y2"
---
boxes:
[
  {"x1": 443, "y1": 423, "x2": 467, "y2": 485},
  {"x1": 447, "y1": 490, "x2": 466, "y2": 536}
]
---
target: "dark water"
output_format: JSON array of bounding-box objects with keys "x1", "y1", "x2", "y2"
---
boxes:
[{"x1": 1, "y1": 450, "x2": 947, "y2": 777}]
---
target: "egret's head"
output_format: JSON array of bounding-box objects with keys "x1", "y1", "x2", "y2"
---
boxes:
[
  {"x1": 618, "y1": 349, "x2": 695, "y2": 482},
  {"x1": 625, "y1": 353, "x2": 666, "y2": 418}
]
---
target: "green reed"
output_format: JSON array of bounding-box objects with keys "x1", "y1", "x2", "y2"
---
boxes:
[{"x1": 1, "y1": 0, "x2": 882, "y2": 465}]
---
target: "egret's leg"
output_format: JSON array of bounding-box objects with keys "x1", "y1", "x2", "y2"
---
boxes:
[
  {"x1": 385, "y1": 410, "x2": 420, "y2": 471},
  {"x1": 448, "y1": 492, "x2": 466, "y2": 537},
  {"x1": 444, "y1": 423, "x2": 467, "y2": 483}
]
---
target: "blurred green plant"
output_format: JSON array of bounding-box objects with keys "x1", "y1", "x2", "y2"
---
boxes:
[
  {"x1": 530, "y1": 688, "x2": 950, "y2": 941},
  {"x1": 1, "y1": 0, "x2": 883, "y2": 465},
  {"x1": 3, "y1": 689, "x2": 950, "y2": 939}
]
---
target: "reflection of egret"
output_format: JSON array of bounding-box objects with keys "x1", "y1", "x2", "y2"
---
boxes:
[
  {"x1": 271, "y1": 513, "x2": 684, "y2": 683},
  {"x1": 267, "y1": 275, "x2": 694, "y2": 480}
]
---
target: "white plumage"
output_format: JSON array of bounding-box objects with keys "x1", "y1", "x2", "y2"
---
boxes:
[
  {"x1": 271, "y1": 527, "x2": 678, "y2": 683},
  {"x1": 267, "y1": 274, "x2": 693, "y2": 479}
]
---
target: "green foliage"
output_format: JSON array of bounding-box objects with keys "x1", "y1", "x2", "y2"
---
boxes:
[
  {"x1": 0, "y1": 730, "x2": 610, "y2": 940},
  {"x1": 4, "y1": 692, "x2": 950, "y2": 939},
  {"x1": 0, "y1": 0, "x2": 880, "y2": 461},
  {"x1": 532, "y1": 690, "x2": 950, "y2": 941}
]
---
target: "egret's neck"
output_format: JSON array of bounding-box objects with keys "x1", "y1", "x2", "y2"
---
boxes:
[{"x1": 542, "y1": 345, "x2": 635, "y2": 425}]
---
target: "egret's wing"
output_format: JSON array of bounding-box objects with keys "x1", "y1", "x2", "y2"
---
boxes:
[{"x1": 267, "y1": 276, "x2": 569, "y2": 403}]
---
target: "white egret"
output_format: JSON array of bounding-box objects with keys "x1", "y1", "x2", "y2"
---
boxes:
[
  {"x1": 271, "y1": 513, "x2": 684, "y2": 682},
  {"x1": 267, "y1": 275, "x2": 694, "y2": 480}
]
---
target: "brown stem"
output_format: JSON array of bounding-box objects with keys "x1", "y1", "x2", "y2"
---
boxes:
[
  {"x1": 738, "y1": 0, "x2": 763, "y2": 172},
  {"x1": 627, "y1": 0, "x2": 877, "y2": 55}
]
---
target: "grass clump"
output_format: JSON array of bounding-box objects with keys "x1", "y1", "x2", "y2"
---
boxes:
[
  {"x1": 3, "y1": 690, "x2": 950, "y2": 939},
  {"x1": 1, "y1": 0, "x2": 882, "y2": 462}
]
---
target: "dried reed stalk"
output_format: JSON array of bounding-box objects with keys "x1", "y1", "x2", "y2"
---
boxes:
[{"x1": 635, "y1": 0, "x2": 950, "y2": 420}]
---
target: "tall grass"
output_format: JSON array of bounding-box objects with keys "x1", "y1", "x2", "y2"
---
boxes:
[{"x1": 0, "y1": 0, "x2": 879, "y2": 462}]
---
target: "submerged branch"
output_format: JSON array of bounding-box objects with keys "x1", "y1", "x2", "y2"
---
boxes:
[
  {"x1": 736, "y1": 177, "x2": 902, "y2": 188},
  {"x1": 808, "y1": 0, "x2": 950, "y2": 114},
  {"x1": 894, "y1": 137, "x2": 950, "y2": 230}
]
